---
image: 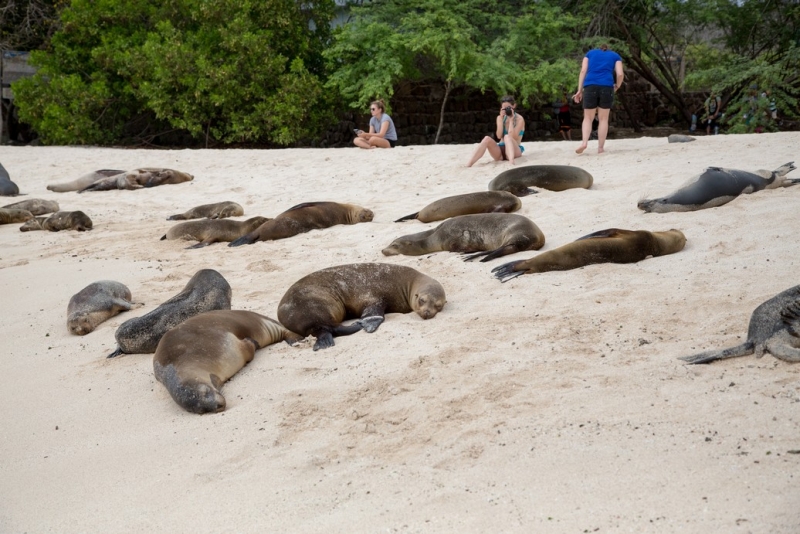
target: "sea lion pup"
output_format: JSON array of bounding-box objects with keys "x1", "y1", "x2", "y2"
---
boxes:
[
  {"x1": 18, "y1": 211, "x2": 93, "y2": 232},
  {"x1": 228, "y1": 201, "x2": 374, "y2": 247},
  {"x1": 108, "y1": 269, "x2": 232, "y2": 358},
  {"x1": 278, "y1": 263, "x2": 447, "y2": 351},
  {"x1": 167, "y1": 201, "x2": 244, "y2": 221},
  {"x1": 680, "y1": 284, "x2": 800, "y2": 365},
  {"x1": 394, "y1": 191, "x2": 521, "y2": 223},
  {"x1": 0, "y1": 162, "x2": 20, "y2": 196},
  {"x1": 161, "y1": 216, "x2": 269, "y2": 249},
  {"x1": 382, "y1": 213, "x2": 545, "y2": 262},
  {"x1": 154, "y1": 310, "x2": 303, "y2": 414},
  {"x1": 67, "y1": 281, "x2": 135, "y2": 335},
  {"x1": 638, "y1": 162, "x2": 798, "y2": 213},
  {"x1": 2, "y1": 198, "x2": 59, "y2": 216},
  {"x1": 46, "y1": 169, "x2": 125, "y2": 193},
  {"x1": 0, "y1": 208, "x2": 33, "y2": 225},
  {"x1": 488, "y1": 165, "x2": 594, "y2": 197},
  {"x1": 492, "y1": 228, "x2": 686, "y2": 282},
  {"x1": 78, "y1": 168, "x2": 194, "y2": 192}
]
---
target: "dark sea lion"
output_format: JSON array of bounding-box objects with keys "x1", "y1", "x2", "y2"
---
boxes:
[
  {"x1": 161, "y1": 216, "x2": 270, "y2": 248},
  {"x1": 78, "y1": 168, "x2": 194, "y2": 192},
  {"x1": 492, "y1": 228, "x2": 686, "y2": 282},
  {"x1": 2, "y1": 198, "x2": 59, "y2": 216},
  {"x1": 67, "y1": 281, "x2": 135, "y2": 335},
  {"x1": 154, "y1": 310, "x2": 303, "y2": 414},
  {"x1": 47, "y1": 170, "x2": 125, "y2": 193},
  {"x1": 680, "y1": 284, "x2": 800, "y2": 364},
  {"x1": 667, "y1": 134, "x2": 696, "y2": 143},
  {"x1": 277, "y1": 263, "x2": 446, "y2": 350},
  {"x1": 638, "y1": 162, "x2": 798, "y2": 213},
  {"x1": 0, "y1": 162, "x2": 21, "y2": 196},
  {"x1": 488, "y1": 165, "x2": 594, "y2": 197},
  {"x1": 382, "y1": 213, "x2": 545, "y2": 262},
  {"x1": 394, "y1": 191, "x2": 521, "y2": 223},
  {"x1": 19, "y1": 211, "x2": 92, "y2": 232},
  {"x1": 167, "y1": 201, "x2": 244, "y2": 221},
  {"x1": 0, "y1": 208, "x2": 33, "y2": 225},
  {"x1": 109, "y1": 269, "x2": 232, "y2": 358},
  {"x1": 228, "y1": 201, "x2": 373, "y2": 247}
]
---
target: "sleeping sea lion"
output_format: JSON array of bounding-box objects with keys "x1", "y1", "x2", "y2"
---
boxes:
[
  {"x1": 0, "y1": 208, "x2": 33, "y2": 225},
  {"x1": 667, "y1": 134, "x2": 696, "y2": 143},
  {"x1": 19, "y1": 211, "x2": 92, "y2": 232},
  {"x1": 161, "y1": 216, "x2": 270, "y2": 248},
  {"x1": 394, "y1": 191, "x2": 521, "y2": 223},
  {"x1": 67, "y1": 281, "x2": 135, "y2": 335},
  {"x1": 47, "y1": 170, "x2": 125, "y2": 193},
  {"x1": 78, "y1": 168, "x2": 194, "y2": 192},
  {"x1": 638, "y1": 162, "x2": 798, "y2": 213},
  {"x1": 167, "y1": 201, "x2": 244, "y2": 220},
  {"x1": 277, "y1": 263, "x2": 446, "y2": 350},
  {"x1": 2, "y1": 198, "x2": 59, "y2": 216},
  {"x1": 0, "y1": 162, "x2": 20, "y2": 196},
  {"x1": 488, "y1": 165, "x2": 593, "y2": 196},
  {"x1": 492, "y1": 228, "x2": 686, "y2": 282},
  {"x1": 153, "y1": 310, "x2": 303, "y2": 413}
]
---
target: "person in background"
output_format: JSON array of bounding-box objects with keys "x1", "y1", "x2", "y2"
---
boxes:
[
  {"x1": 353, "y1": 99, "x2": 398, "y2": 149},
  {"x1": 557, "y1": 92, "x2": 572, "y2": 141},
  {"x1": 573, "y1": 43, "x2": 624, "y2": 154},
  {"x1": 466, "y1": 95, "x2": 526, "y2": 166},
  {"x1": 704, "y1": 91, "x2": 722, "y2": 135}
]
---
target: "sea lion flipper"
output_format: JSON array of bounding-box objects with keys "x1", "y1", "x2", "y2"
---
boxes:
[
  {"x1": 285, "y1": 201, "x2": 325, "y2": 212},
  {"x1": 394, "y1": 212, "x2": 419, "y2": 223},
  {"x1": 678, "y1": 341, "x2": 754, "y2": 364},
  {"x1": 576, "y1": 228, "x2": 629, "y2": 241},
  {"x1": 166, "y1": 214, "x2": 186, "y2": 221},
  {"x1": 107, "y1": 347, "x2": 125, "y2": 358},
  {"x1": 229, "y1": 233, "x2": 257, "y2": 247},
  {"x1": 359, "y1": 315, "x2": 385, "y2": 333},
  {"x1": 160, "y1": 234, "x2": 167, "y2": 240},
  {"x1": 491, "y1": 260, "x2": 525, "y2": 283},
  {"x1": 312, "y1": 331, "x2": 335, "y2": 351},
  {"x1": 186, "y1": 241, "x2": 213, "y2": 249},
  {"x1": 462, "y1": 250, "x2": 490, "y2": 262}
]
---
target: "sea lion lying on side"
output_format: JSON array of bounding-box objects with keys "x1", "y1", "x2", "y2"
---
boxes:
[
  {"x1": 78, "y1": 168, "x2": 194, "y2": 192},
  {"x1": 47, "y1": 170, "x2": 125, "y2": 192},
  {"x1": 19, "y1": 211, "x2": 93, "y2": 232},
  {"x1": 488, "y1": 165, "x2": 593, "y2": 196},
  {"x1": 0, "y1": 208, "x2": 33, "y2": 225},
  {"x1": 2, "y1": 198, "x2": 59, "y2": 215},
  {"x1": 167, "y1": 201, "x2": 244, "y2": 220},
  {"x1": 67, "y1": 281, "x2": 135, "y2": 335},
  {"x1": 394, "y1": 191, "x2": 521, "y2": 223},
  {"x1": 161, "y1": 216, "x2": 270, "y2": 248}
]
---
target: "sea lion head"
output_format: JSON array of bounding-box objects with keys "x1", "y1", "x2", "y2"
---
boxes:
[
  {"x1": 410, "y1": 277, "x2": 447, "y2": 320},
  {"x1": 67, "y1": 313, "x2": 94, "y2": 336},
  {"x1": 381, "y1": 237, "x2": 419, "y2": 256},
  {"x1": 653, "y1": 229, "x2": 687, "y2": 255},
  {"x1": 355, "y1": 208, "x2": 374, "y2": 223},
  {"x1": 180, "y1": 381, "x2": 226, "y2": 414}
]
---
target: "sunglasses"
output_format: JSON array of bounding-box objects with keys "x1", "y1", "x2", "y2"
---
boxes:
[{"x1": 370, "y1": 107, "x2": 378, "y2": 111}]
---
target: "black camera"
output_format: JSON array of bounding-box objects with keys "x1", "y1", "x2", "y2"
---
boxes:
[
  {"x1": 353, "y1": 128, "x2": 360, "y2": 135},
  {"x1": 503, "y1": 107, "x2": 513, "y2": 116}
]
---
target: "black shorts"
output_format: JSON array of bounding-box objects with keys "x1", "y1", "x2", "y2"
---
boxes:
[
  {"x1": 388, "y1": 139, "x2": 396, "y2": 148},
  {"x1": 583, "y1": 85, "x2": 614, "y2": 110}
]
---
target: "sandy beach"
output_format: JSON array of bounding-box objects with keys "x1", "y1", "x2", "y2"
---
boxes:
[{"x1": 1, "y1": 133, "x2": 798, "y2": 532}]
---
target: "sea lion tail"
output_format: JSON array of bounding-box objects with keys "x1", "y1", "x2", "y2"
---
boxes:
[
  {"x1": 491, "y1": 261, "x2": 526, "y2": 283},
  {"x1": 186, "y1": 241, "x2": 211, "y2": 249},
  {"x1": 394, "y1": 212, "x2": 419, "y2": 223},
  {"x1": 678, "y1": 341, "x2": 754, "y2": 365},
  {"x1": 107, "y1": 347, "x2": 125, "y2": 358},
  {"x1": 160, "y1": 234, "x2": 167, "y2": 240},
  {"x1": 166, "y1": 214, "x2": 185, "y2": 221}
]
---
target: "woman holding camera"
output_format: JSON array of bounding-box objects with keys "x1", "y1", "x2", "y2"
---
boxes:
[
  {"x1": 466, "y1": 95, "x2": 525, "y2": 167},
  {"x1": 353, "y1": 99, "x2": 398, "y2": 149}
]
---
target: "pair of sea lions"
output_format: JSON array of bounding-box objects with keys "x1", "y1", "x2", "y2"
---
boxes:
[
  {"x1": 67, "y1": 281, "x2": 135, "y2": 335},
  {"x1": 167, "y1": 201, "x2": 244, "y2": 221},
  {"x1": 20, "y1": 211, "x2": 93, "y2": 232},
  {"x1": 161, "y1": 216, "x2": 269, "y2": 248},
  {"x1": 2, "y1": 199, "x2": 59, "y2": 216},
  {"x1": 46, "y1": 168, "x2": 194, "y2": 193},
  {"x1": 488, "y1": 165, "x2": 593, "y2": 197},
  {"x1": 0, "y1": 162, "x2": 20, "y2": 196}
]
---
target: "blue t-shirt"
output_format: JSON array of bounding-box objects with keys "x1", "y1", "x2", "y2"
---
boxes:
[
  {"x1": 583, "y1": 49, "x2": 622, "y2": 87},
  {"x1": 369, "y1": 114, "x2": 398, "y2": 141}
]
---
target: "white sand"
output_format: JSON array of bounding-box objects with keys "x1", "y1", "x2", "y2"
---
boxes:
[{"x1": 1, "y1": 134, "x2": 799, "y2": 532}]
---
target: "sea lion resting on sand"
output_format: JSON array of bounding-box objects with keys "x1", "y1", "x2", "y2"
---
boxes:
[
  {"x1": 108, "y1": 269, "x2": 232, "y2": 357},
  {"x1": 488, "y1": 165, "x2": 594, "y2": 197},
  {"x1": 161, "y1": 216, "x2": 269, "y2": 248},
  {"x1": 493, "y1": 228, "x2": 686, "y2": 282},
  {"x1": 278, "y1": 263, "x2": 446, "y2": 350},
  {"x1": 167, "y1": 201, "x2": 244, "y2": 221},
  {"x1": 394, "y1": 191, "x2": 521, "y2": 223},
  {"x1": 2, "y1": 199, "x2": 59, "y2": 216},
  {"x1": 78, "y1": 168, "x2": 194, "y2": 192},
  {"x1": 0, "y1": 208, "x2": 33, "y2": 225},
  {"x1": 67, "y1": 281, "x2": 135, "y2": 335},
  {"x1": 47, "y1": 170, "x2": 125, "y2": 193},
  {"x1": 382, "y1": 213, "x2": 545, "y2": 262},
  {"x1": 638, "y1": 162, "x2": 798, "y2": 213},
  {"x1": 19, "y1": 211, "x2": 92, "y2": 232},
  {"x1": 0, "y1": 162, "x2": 20, "y2": 196},
  {"x1": 667, "y1": 134, "x2": 696, "y2": 143},
  {"x1": 229, "y1": 201, "x2": 373, "y2": 247},
  {"x1": 154, "y1": 310, "x2": 303, "y2": 414},
  {"x1": 680, "y1": 284, "x2": 800, "y2": 364}
]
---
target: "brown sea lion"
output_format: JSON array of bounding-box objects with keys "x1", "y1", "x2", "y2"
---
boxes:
[
  {"x1": 488, "y1": 165, "x2": 594, "y2": 196},
  {"x1": 394, "y1": 191, "x2": 521, "y2": 223},
  {"x1": 0, "y1": 162, "x2": 20, "y2": 196},
  {"x1": 161, "y1": 216, "x2": 270, "y2": 249},
  {"x1": 46, "y1": 169, "x2": 125, "y2": 193},
  {"x1": 278, "y1": 263, "x2": 446, "y2": 351},
  {"x1": 228, "y1": 201, "x2": 373, "y2": 247},
  {"x1": 167, "y1": 201, "x2": 244, "y2": 221},
  {"x1": 382, "y1": 213, "x2": 545, "y2": 262},
  {"x1": 67, "y1": 281, "x2": 135, "y2": 335},
  {"x1": 492, "y1": 228, "x2": 686, "y2": 282},
  {"x1": 0, "y1": 208, "x2": 33, "y2": 225},
  {"x1": 108, "y1": 269, "x2": 232, "y2": 358},
  {"x1": 2, "y1": 199, "x2": 59, "y2": 216},
  {"x1": 154, "y1": 310, "x2": 303, "y2": 413},
  {"x1": 19, "y1": 211, "x2": 92, "y2": 232},
  {"x1": 78, "y1": 168, "x2": 194, "y2": 193}
]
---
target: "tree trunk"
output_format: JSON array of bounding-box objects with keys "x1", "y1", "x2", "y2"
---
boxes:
[
  {"x1": 615, "y1": 90, "x2": 641, "y2": 133},
  {"x1": 434, "y1": 79, "x2": 451, "y2": 145}
]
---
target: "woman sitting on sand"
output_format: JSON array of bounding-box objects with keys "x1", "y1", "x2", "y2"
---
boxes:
[
  {"x1": 354, "y1": 99, "x2": 398, "y2": 149},
  {"x1": 466, "y1": 95, "x2": 525, "y2": 167}
]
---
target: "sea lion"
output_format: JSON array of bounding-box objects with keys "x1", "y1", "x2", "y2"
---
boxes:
[
  {"x1": 78, "y1": 168, "x2": 194, "y2": 192},
  {"x1": 488, "y1": 165, "x2": 594, "y2": 197},
  {"x1": 0, "y1": 162, "x2": 20, "y2": 196},
  {"x1": 667, "y1": 134, "x2": 696, "y2": 143},
  {"x1": 680, "y1": 284, "x2": 800, "y2": 364},
  {"x1": 153, "y1": 310, "x2": 303, "y2": 413},
  {"x1": 492, "y1": 228, "x2": 686, "y2": 282},
  {"x1": 161, "y1": 216, "x2": 269, "y2": 248},
  {"x1": 0, "y1": 208, "x2": 33, "y2": 225},
  {"x1": 167, "y1": 201, "x2": 244, "y2": 220},
  {"x1": 108, "y1": 269, "x2": 232, "y2": 358},
  {"x1": 382, "y1": 213, "x2": 545, "y2": 262},
  {"x1": 394, "y1": 191, "x2": 521, "y2": 223},
  {"x1": 277, "y1": 263, "x2": 446, "y2": 350},
  {"x1": 46, "y1": 169, "x2": 125, "y2": 193},
  {"x1": 2, "y1": 198, "x2": 59, "y2": 215},
  {"x1": 18, "y1": 211, "x2": 92, "y2": 232},
  {"x1": 67, "y1": 281, "x2": 135, "y2": 335},
  {"x1": 228, "y1": 201, "x2": 373, "y2": 247},
  {"x1": 638, "y1": 162, "x2": 798, "y2": 213}
]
